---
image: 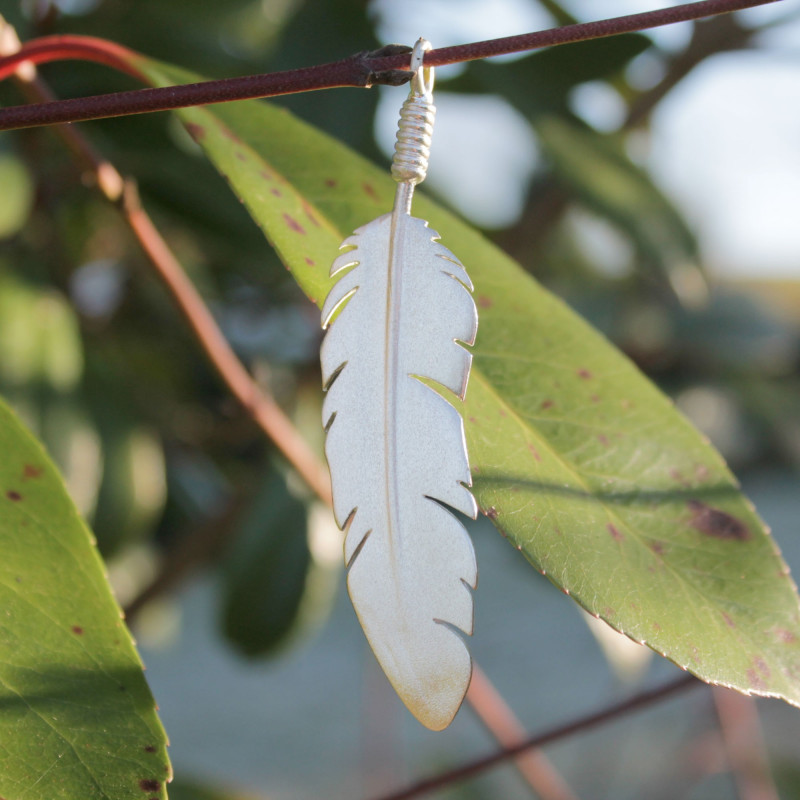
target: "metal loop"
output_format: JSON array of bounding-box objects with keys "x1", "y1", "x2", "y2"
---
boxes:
[
  {"x1": 391, "y1": 38, "x2": 436, "y2": 186},
  {"x1": 410, "y1": 38, "x2": 433, "y2": 98}
]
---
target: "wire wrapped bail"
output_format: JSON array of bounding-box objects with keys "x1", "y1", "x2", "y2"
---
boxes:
[{"x1": 391, "y1": 39, "x2": 435, "y2": 186}]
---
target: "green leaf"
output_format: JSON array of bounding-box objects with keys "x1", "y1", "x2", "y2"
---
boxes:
[
  {"x1": 168, "y1": 776, "x2": 258, "y2": 800},
  {"x1": 0, "y1": 397, "x2": 170, "y2": 799},
  {"x1": 0, "y1": 153, "x2": 34, "y2": 240},
  {"x1": 266, "y1": 0, "x2": 386, "y2": 157},
  {"x1": 221, "y1": 469, "x2": 311, "y2": 657},
  {"x1": 0, "y1": 271, "x2": 82, "y2": 392},
  {"x1": 0, "y1": 270, "x2": 102, "y2": 517},
  {"x1": 535, "y1": 116, "x2": 702, "y2": 296},
  {"x1": 91, "y1": 421, "x2": 166, "y2": 558},
  {"x1": 443, "y1": 33, "x2": 651, "y2": 114},
  {"x1": 135, "y1": 58, "x2": 800, "y2": 707}
]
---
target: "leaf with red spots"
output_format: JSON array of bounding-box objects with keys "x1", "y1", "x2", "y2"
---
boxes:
[
  {"x1": 131, "y1": 58, "x2": 800, "y2": 710},
  {"x1": 0, "y1": 399, "x2": 170, "y2": 798}
]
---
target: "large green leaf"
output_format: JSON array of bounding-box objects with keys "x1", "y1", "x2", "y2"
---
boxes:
[
  {"x1": 0, "y1": 398, "x2": 170, "y2": 798},
  {"x1": 135, "y1": 58, "x2": 800, "y2": 706}
]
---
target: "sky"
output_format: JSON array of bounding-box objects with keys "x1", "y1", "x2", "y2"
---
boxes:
[{"x1": 372, "y1": 0, "x2": 800, "y2": 278}]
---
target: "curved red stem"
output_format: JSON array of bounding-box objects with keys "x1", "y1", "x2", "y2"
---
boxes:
[{"x1": 0, "y1": 35, "x2": 146, "y2": 82}]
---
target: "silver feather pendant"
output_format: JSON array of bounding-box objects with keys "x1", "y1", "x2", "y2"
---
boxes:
[{"x1": 320, "y1": 40, "x2": 478, "y2": 731}]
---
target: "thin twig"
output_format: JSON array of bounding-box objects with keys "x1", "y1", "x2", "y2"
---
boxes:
[
  {"x1": 0, "y1": 34, "x2": 146, "y2": 82},
  {"x1": 466, "y1": 665, "x2": 580, "y2": 800},
  {"x1": 0, "y1": 0, "x2": 781, "y2": 132},
  {"x1": 123, "y1": 188, "x2": 572, "y2": 799},
  {"x1": 374, "y1": 675, "x2": 701, "y2": 800},
  {"x1": 624, "y1": 10, "x2": 754, "y2": 128},
  {"x1": 121, "y1": 181, "x2": 334, "y2": 508},
  {"x1": 121, "y1": 165, "x2": 572, "y2": 794}
]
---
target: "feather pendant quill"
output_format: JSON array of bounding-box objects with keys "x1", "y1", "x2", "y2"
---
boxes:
[{"x1": 320, "y1": 42, "x2": 478, "y2": 731}]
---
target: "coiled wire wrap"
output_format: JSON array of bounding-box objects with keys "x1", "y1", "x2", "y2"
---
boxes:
[{"x1": 391, "y1": 92, "x2": 436, "y2": 185}]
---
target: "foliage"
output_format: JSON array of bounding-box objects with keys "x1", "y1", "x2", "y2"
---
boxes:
[{"x1": 0, "y1": 1, "x2": 798, "y2": 798}]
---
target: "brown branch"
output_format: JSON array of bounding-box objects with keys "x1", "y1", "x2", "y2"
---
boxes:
[
  {"x1": 121, "y1": 180, "x2": 334, "y2": 508},
  {"x1": 374, "y1": 675, "x2": 702, "y2": 800},
  {"x1": 466, "y1": 666, "x2": 580, "y2": 800},
  {"x1": 624, "y1": 10, "x2": 755, "y2": 129},
  {"x1": 1, "y1": 23, "x2": 333, "y2": 507},
  {"x1": 0, "y1": 0, "x2": 782, "y2": 132}
]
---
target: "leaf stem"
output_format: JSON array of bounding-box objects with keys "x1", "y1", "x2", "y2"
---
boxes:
[
  {"x1": 0, "y1": 27, "x2": 333, "y2": 507},
  {"x1": 0, "y1": 0, "x2": 782, "y2": 132}
]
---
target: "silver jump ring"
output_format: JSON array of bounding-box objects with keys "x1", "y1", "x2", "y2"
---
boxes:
[{"x1": 410, "y1": 38, "x2": 434, "y2": 98}]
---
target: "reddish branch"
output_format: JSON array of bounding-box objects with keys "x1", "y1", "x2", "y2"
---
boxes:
[
  {"x1": 120, "y1": 181, "x2": 334, "y2": 507},
  {"x1": 0, "y1": 0, "x2": 782, "y2": 132},
  {"x1": 468, "y1": 666, "x2": 580, "y2": 800},
  {"x1": 712, "y1": 688, "x2": 779, "y2": 800},
  {"x1": 0, "y1": 35, "x2": 146, "y2": 82},
  {"x1": 375, "y1": 675, "x2": 702, "y2": 800}
]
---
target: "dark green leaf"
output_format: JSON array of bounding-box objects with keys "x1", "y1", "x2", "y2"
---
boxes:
[
  {"x1": 221, "y1": 469, "x2": 310, "y2": 657},
  {"x1": 92, "y1": 421, "x2": 166, "y2": 558},
  {"x1": 443, "y1": 33, "x2": 651, "y2": 114},
  {"x1": 536, "y1": 115, "x2": 702, "y2": 296}
]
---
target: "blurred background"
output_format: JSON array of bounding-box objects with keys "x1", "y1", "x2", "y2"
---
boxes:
[{"x1": 0, "y1": 0, "x2": 799, "y2": 798}]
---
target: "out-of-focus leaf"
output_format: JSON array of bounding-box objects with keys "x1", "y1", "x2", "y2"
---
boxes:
[
  {"x1": 267, "y1": 0, "x2": 385, "y2": 156},
  {"x1": 0, "y1": 271, "x2": 82, "y2": 391},
  {"x1": 221, "y1": 468, "x2": 310, "y2": 656},
  {"x1": 536, "y1": 116, "x2": 703, "y2": 300},
  {"x1": 537, "y1": 0, "x2": 578, "y2": 26},
  {"x1": 168, "y1": 777, "x2": 259, "y2": 800},
  {"x1": 0, "y1": 397, "x2": 170, "y2": 799},
  {"x1": 0, "y1": 153, "x2": 34, "y2": 239},
  {"x1": 92, "y1": 422, "x2": 167, "y2": 558},
  {"x1": 132, "y1": 57, "x2": 800, "y2": 708},
  {"x1": 443, "y1": 34, "x2": 651, "y2": 114},
  {"x1": 0, "y1": 270, "x2": 102, "y2": 515},
  {"x1": 444, "y1": 35, "x2": 702, "y2": 300},
  {"x1": 669, "y1": 285, "x2": 797, "y2": 370}
]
